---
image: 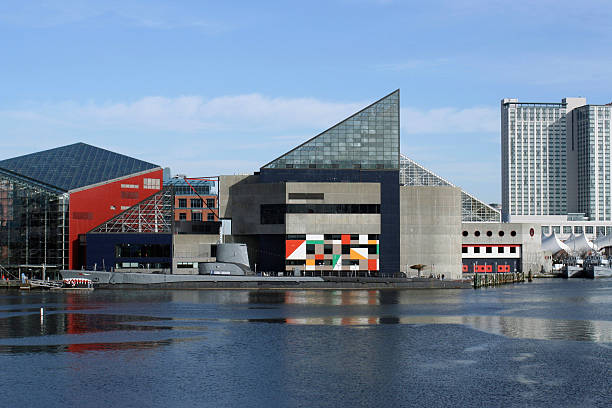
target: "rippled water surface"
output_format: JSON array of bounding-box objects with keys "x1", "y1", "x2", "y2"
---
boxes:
[{"x1": 1, "y1": 280, "x2": 611, "y2": 407}]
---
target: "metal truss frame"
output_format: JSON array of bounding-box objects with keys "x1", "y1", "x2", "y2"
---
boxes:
[
  {"x1": 399, "y1": 154, "x2": 501, "y2": 223},
  {"x1": 90, "y1": 186, "x2": 174, "y2": 233}
]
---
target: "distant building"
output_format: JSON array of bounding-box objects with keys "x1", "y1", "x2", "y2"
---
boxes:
[
  {"x1": 501, "y1": 97, "x2": 612, "y2": 240},
  {"x1": 164, "y1": 177, "x2": 218, "y2": 222}
]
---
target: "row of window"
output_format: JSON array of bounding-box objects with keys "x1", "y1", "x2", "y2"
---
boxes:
[
  {"x1": 462, "y1": 246, "x2": 517, "y2": 254},
  {"x1": 542, "y1": 225, "x2": 612, "y2": 235},
  {"x1": 462, "y1": 230, "x2": 517, "y2": 237},
  {"x1": 178, "y1": 212, "x2": 215, "y2": 221},
  {"x1": 261, "y1": 204, "x2": 380, "y2": 224},
  {"x1": 177, "y1": 198, "x2": 216, "y2": 208}
]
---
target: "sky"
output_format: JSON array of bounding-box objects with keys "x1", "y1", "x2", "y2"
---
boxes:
[{"x1": 1, "y1": 0, "x2": 612, "y2": 204}]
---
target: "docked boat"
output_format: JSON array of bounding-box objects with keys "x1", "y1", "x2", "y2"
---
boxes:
[
  {"x1": 51, "y1": 278, "x2": 94, "y2": 291},
  {"x1": 583, "y1": 254, "x2": 612, "y2": 279},
  {"x1": 562, "y1": 256, "x2": 584, "y2": 279}
]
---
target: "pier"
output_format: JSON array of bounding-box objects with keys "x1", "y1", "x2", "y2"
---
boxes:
[{"x1": 473, "y1": 272, "x2": 525, "y2": 288}]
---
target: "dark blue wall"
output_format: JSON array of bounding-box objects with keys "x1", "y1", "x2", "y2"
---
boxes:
[
  {"x1": 259, "y1": 168, "x2": 400, "y2": 276},
  {"x1": 85, "y1": 233, "x2": 172, "y2": 271}
]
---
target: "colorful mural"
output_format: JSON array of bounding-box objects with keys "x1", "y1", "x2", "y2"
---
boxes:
[{"x1": 285, "y1": 234, "x2": 379, "y2": 273}]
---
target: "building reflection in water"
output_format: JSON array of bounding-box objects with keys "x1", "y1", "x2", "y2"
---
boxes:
[{"x1": 0, "y1": 293, "x2": 177, "y2": 354}]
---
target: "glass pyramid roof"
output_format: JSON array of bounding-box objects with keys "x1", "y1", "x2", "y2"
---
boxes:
[
  {"x1": 0, "y1": 142, "x2": 160, "y2": 192},
  {"x1": 399, "y1": 154, "x2": 501, "y2": 222},
  {"x1": 262, "y1": 90, "x2": 399, "y2": 170}
]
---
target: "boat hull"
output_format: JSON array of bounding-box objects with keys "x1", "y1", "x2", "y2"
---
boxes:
[
  {"x1": 585, "y1": 266, "x2": 612, "y2": 279},
  {"x1": 562, "y1": 266, "x2": 584, "y2": 279}
]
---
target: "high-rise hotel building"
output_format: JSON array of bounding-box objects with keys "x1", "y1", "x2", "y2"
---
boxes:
[
  {"x1": 502, "y1": 97, "x2": 612, "y2": 236},
  {"x1": 572, "y1": 104, "x2": 612, "y2": 221}
]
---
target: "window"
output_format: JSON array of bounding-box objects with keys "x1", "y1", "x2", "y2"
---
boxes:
[
  {"x1": 474, "y1": 247, "x2": 480, "y2": 253},
  {"x1": 462, "y1": 231, "x2": 468, "y2": 237},
  {"x1": 306, "y1": 244, "x2": 315, "y2": 254},
  {"x1": 206, "y1": 198, "x2": 215, "y2": 208},
  {"x1": 121, "y1": 184, "x2": 139, "y2": 189},
  {"x1": 486, "y1": 247, "x2": 492, "y2": 253},
  {"x1": 178, "y1": 198, "x2": 187, "y2": 208},
  {"x1": 474, "y1": 231, "x2": 481, "y2": 237},
  {"x1": 541, "y1": 226, "x2": 549, "y2": 234},
  {"x1": 498, "y1": 247, "x2": 504, "y2": 253},
  {"x1": 288, "y1": 193, "x2": 325, "y2": 200},
  {"x1": 143, "y1": 178, "x2": 160, "y2": 189},
  {"x1": 192, "y1": 212, "x2": 202, "y2": 221},
  {"x1": 191, "y1": 198, "x2": 203, "y2": 208},
  {"x1": 510, "y1": 231, "x2": 517, "y2": 236},
  {"x1": 324, "y1": 244, "x2": 333, "y2": 254},
  {"x1": 510, "y1": 247, "x2": 516, "y2": 253},
  {"x1": 261, "y1": 204, "x2": 285, "y2": 224},
  {"x1": 486, "y1": 231, "x2": 492, "y2": 237},
  {"x1": 462, "y1": 247, "x2": 468, "y2": 253},
  {"x1": 207, "y1": 213, "x2": 215, "y2": 221},
  {"x1": 499, "y1": 231, "x2": 505, "y2": 237},
  {"x1": 586, "y1": 226, "x2": 593, "y2": 234},
  {"x1": 179, "y1": 213, "x2": 187, "y2": 220},
  {"x1": 563, "y1": 226, "x2": 572, "y2": 234}
]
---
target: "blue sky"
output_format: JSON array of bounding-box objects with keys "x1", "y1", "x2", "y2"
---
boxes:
[{"x1": 1, "y1": 0, "x2": 611, "y2": 203}]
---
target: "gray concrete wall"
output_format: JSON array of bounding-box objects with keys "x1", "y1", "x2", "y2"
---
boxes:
[
  {"x1": 219, "y1": 174, "x2": 286, "y2": 235},
  {"x1": 173, "y1": 234, "x2": 219, "y2": 274},
  {"x1": 400, "y1": 186, "x2": 462, "y2": 279},
  {"x1": 285, "y1": 182, "x2": 381, "y2": 235},
  {"x1": 286, "y1": 214, "x2": 380, "y2": 234},
  {"x1": 461, "y1": 222, "x2": 551, "y2": 273}
]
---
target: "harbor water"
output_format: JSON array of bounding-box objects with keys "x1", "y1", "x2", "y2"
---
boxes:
[{"x1": 1, "y1": 280, "x2": 611, "y2": 407}]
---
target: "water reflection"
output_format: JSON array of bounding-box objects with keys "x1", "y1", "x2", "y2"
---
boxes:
[{"x1": 245, "y1": 314, "x2": 612, "y2": 342}]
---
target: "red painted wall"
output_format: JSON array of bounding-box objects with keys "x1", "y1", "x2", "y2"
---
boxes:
[{"x1": 68, "y1": 169, "x2": 164, "y2": 269}]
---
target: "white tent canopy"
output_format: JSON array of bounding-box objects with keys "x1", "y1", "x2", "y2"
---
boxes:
[
  {"x1": 541, "y1": 232, "x2": 570, "y2": 254},
  {"x1": 563, "y1": 233, "x2": 594, "y2": 254},
  {"x1": 593, "y1": 233, "x2": 612, "y2": 250}
]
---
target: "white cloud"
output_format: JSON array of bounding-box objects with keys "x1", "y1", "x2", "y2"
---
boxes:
[
  {"x1": 1, "y1": 94, "x2": 498, "y2": 136},
  {"x1": 0, "y1": 95, "x2": 364, "y2": 134},
  {"x1": 0, "y1": 93, "x2": 500, "y2": 195}
]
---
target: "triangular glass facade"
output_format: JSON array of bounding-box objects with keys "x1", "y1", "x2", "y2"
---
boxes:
[
  {"x1": 0, "y1": 142, "x2": 160, "y2": 192},
  {"x1": 399, "y1": 154, "x2": 501, "y2": 222},
  {"x1": 262, "y1": 90, "x2": 399, "y2": 170},
  {"x1": 89, "y1": 186, "x2": 174, "y2": 233}
]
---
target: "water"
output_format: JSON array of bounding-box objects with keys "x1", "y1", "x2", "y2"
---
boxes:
[{"x1": 1, "y1": 280, "x2": 611, "y2": 407}]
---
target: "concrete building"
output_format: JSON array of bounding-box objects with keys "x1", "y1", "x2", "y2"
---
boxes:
[
  {"x1": 220, "y1": 90, "x2": 399, "y2": 276},
  {"x1": 461, "y1": 222, "x2": 550, "y2": 275},
  {"x1": 400, "y1": 186, "x2": 462, "y2": 278}
]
